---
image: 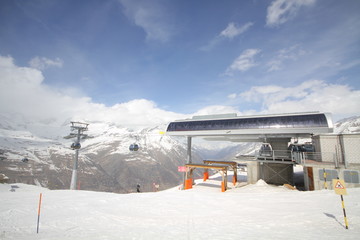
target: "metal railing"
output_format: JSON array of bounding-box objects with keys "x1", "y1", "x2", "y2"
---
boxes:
[
  {"x1": 254, "y1": 150, "x2": 341, "y2": 166},
  {"x1": 236, "y1": 149, "x2": 346, "y2": 168},
  {"x1": 256, "y1": 150, "x2": 292, "y2": 162},
  {"x1": 292, "y1": 151, "x2": 341, "y2": 167}
]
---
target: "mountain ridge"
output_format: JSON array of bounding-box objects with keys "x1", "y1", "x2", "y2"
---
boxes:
[{"x1": 1, "y1": 115, "x2": 359, "y2": 192}]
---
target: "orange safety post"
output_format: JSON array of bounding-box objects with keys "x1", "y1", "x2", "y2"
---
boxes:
[
  {"x1": 221, "y1": 182, "x2": 226, "y2": 192},
  {"x1": 232, "y1": 175, "x2": 237, "y2": 186},
  {"x1": 203, "y1": 171, "x2": 209, "y2": 181},
  {"x1": 185, "y1": 178, "x2": 193, "y2": 190}
]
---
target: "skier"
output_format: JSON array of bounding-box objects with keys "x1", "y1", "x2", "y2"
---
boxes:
[
  {"x1": 136, "y1": 184, "x2": 140, "y2": 193},
  {"x1": 153, "y1": 183, "x2": 159, "y2": 192}
]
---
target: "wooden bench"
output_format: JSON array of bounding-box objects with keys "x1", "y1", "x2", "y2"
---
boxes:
[
  {"x1": 184, "y1": 164, "x2": 228, "y2": 192},
  {"x1": 203, "y1": 160, "x2": 238, "y2": 185}
]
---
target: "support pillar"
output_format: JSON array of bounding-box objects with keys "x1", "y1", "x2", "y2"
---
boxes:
[
  {"x1": 187, "y1": 136, "x2": 192, "y2": 164},
  {"x1": 246, "y1": 161, "x2": 261, "y2": 184},
  {"x1": 233, "y1": 166, "x2": 237, "y2": 185},
  {"x1": 184, "y1": 167, "x2": 194, "y2": 190},
  {"x1": 221, "y1": 169, "x2": 228, "y2": 192},
  {"x1": 70, "y1": 129, "x2": 81, "y2": 190},
  {"x1": 183, "y1": 136, "x2": 192, "y2": 190},
  {"x1": 303, "y1": 166, "x2": 309, "y2": 191}
]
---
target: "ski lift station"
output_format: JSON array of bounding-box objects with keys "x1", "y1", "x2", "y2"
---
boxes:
[{"x1": 166, "y1": 112, "x2": 360, "y2": 191}]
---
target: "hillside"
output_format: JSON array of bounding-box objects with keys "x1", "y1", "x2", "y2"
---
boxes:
[{"x1": 0, "y1": 116, "x2": 203, "y2": 192}]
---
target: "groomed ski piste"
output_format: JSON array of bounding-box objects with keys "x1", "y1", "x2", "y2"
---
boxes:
[{"x1": 1, "y1": 171, "x2": 360, "y2": 240}]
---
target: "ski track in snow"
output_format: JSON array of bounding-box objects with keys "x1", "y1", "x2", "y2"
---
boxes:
[{"x1": 1, "y1": 176, "x2": 360, "y2": 240}]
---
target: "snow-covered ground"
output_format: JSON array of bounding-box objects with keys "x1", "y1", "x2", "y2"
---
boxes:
[{"x1": 1, "y1": 172, "x2": 359, "y2": 240}]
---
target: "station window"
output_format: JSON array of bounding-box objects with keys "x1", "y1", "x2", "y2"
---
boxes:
[
  {"x1": 344, "y1": 170, "x2": 360, "y2": 184},
  {"x1": 319, "y1": 169, "x2": 338, "y2": 181}
]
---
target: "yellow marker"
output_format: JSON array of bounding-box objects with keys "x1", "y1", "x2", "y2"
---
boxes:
[
  {"x1": 159, "y1": 131, "x2": 165, "y2": 135},
  {"x1": 333, "y1": 179, "x2": 349, "y2": 229},
  {"x1": 333, "y1": 179, "x2": 347, "y2": 195},
  {"x1": 323, "y1": 169, "x2": 327, "y2": 189},
  {"x1": 340, "y1": 194, "x2": 349, "y2": 229}
]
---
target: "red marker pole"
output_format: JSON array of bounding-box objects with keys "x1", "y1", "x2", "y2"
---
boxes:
[{"x1": 37, "y1": 193, "x2": 43, "y2": 233}]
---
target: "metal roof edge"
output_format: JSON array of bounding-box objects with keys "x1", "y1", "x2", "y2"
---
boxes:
[{"x1": 174, "y1": 111, "x2": 327, "y2": 122}]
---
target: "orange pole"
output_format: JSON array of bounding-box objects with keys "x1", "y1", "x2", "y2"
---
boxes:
[
  {"x1": 185, "y1": 178, "x2": 193, "y2": 189},
  {"x1": 232, "y1": 175, "x2": 237, "y2": 186},
  {"x1": 37, "y1": 193, "x2": 43, "y2": 233},
  {"x1": 234, "y1": 169, "x2": 237, "y2": 183},
  {"x1": 203, "y1": 171, "x2": 209, "y2": 181},
  {"x1": 221, "y1": 182, "x2": 226, "y2": 192}
]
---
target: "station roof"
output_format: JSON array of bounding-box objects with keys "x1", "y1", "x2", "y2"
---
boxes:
[{"x1": 166, "y1": 112, "x2": 333, "y2": 142}]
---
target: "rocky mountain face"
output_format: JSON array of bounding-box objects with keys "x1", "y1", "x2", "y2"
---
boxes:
[
  {"x1": 1, "y1": 115, "x2": 359, "y2": 192},
  {"x1": 0, "y1": 116, "x2": 203, "y2": 193}
]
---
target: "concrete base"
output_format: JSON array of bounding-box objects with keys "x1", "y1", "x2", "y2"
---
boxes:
[
  {"x1": 242, "y1": 160, "x2": 294, "y2": 186},
  {"x1": 246, "y1": 161, "x2": 260, "y2": 184},
  {"x1": 259, "y1": 162, "x2": 294, "y2": 185}
]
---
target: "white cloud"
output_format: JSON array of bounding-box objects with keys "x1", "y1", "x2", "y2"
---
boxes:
[
  {"x1": 119, "y1": 0, "x2": 174, "y2": 42},
  {"x1": 0, "y1": 55, "x2": 186, "y2": 128},
  {"x1": 1, "y1": 55, "x2": 92, "y2": 122},
  {"x1": 238, "y1": 80, "x2": 360, "y2": 120},
  {"x1": 227, "y1": 93, "x2": 237, "y2": 99},
  {"x1": 220, "y1": 22, "x2": 254, "y2": 39},
  {"x1": 266, "y1": 0, "x2": 316, "y2": 27},
  {"x1": 193, "y1": 105, "x2": 240, "y2": 116},
  {"x1": 267, "y1": 44, "x2": 309, "y2": 72},
  {"x1": 225, "y1": 49, "x2": 261, "y2": 75},
  {"x1": 201, "y1": 22, "x2": 253, "y2": 51},
  {"x1": 29, "y1": 56, "x2": 63, "y2": 70},
  {"x1": 2, "y1": 55, "x2": 358, "y2": 130}
]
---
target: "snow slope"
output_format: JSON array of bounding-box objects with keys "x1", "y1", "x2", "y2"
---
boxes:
[{"x1": 1, "y1": 174, "x2": 359, "y2": 240}]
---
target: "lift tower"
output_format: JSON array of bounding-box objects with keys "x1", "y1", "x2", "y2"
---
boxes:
[{"x1": 64, "y1": 122, "x2": 89, "y2": 190}]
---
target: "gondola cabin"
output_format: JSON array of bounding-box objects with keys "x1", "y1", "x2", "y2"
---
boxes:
[
  {"x1": 71, "y1": 142, "x2": 81, "y2": 150},
  {"x1": 129, "y1": 144, "x2": 139, "y2": 152}
]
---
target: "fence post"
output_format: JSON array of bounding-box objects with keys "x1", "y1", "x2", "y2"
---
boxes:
[
  {"x1": 301, "y1": 152, "x2": 305, "y2": 164},
  {"x1": 344, "y1": 153, "x2": 348, "y2": 169},
  {"x1": 334, "y1": 151, "x2": 339, "y2": 168}
]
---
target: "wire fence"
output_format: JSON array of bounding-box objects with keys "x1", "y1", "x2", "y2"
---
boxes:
[
  {"x1": 238, "y1": 149, "x2": 356, "y2": 167},
  {"x1": 253, "y1": 150, "x2": 343, "y2": 166}
]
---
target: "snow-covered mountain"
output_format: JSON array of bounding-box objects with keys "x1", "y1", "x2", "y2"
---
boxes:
[
  {"x1": 333, "y1": 116, "x2": 360, "y2": 134},
  {"x1": 1, "y1": 115, "x2": 360, "y2": 192},
  {"x1": 0, "y1": 115, "x2": 203, "y2": 193}
]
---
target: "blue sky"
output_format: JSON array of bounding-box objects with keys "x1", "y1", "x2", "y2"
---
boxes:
[{"x1": 0, "y1": 0, "x2": 359, "y2": 126}]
